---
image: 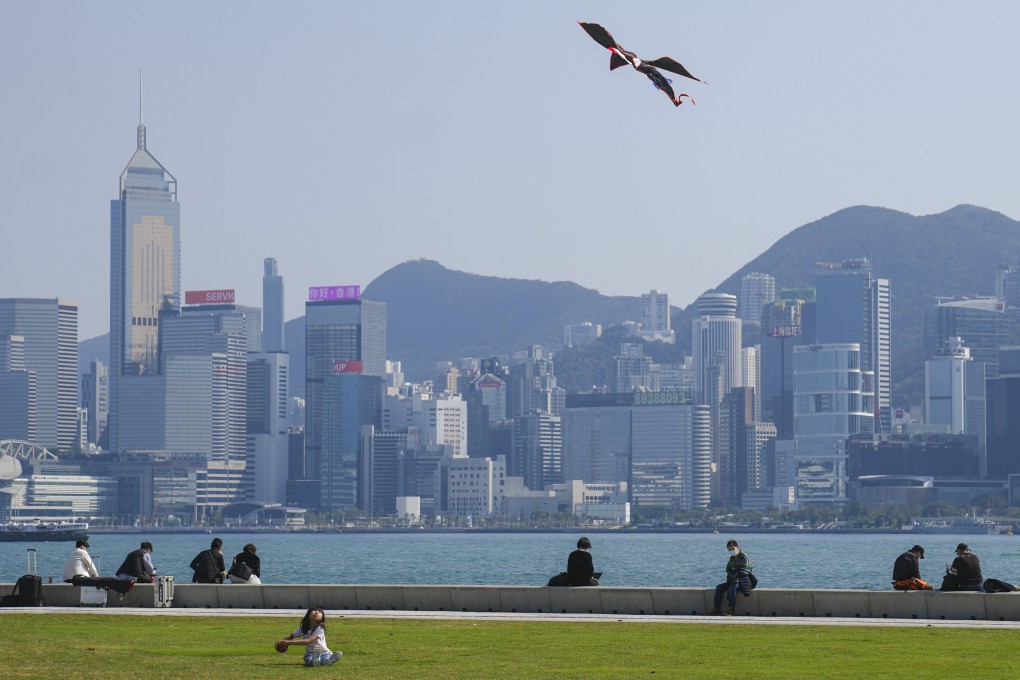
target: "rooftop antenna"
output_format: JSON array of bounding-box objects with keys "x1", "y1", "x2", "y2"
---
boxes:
[{"x1": 137, "y1": 70, "x2": 146, "y2": 150}]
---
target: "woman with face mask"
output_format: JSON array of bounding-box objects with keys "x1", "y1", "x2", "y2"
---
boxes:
[{"x1": 709, "y1": 539, "x2": 754, "y2": 616}]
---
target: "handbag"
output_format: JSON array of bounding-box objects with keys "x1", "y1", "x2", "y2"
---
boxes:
[{"x1": 228, "y1": 560, "x2": 253, "y2": 581}]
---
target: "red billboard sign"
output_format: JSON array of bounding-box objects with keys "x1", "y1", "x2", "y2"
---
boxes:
[
  {"x1": 334, "y1": 360, "x2": 364, "y2": 374},
  {"x1": 185, "y1": 289, "x2": 235, "y2": 305}
]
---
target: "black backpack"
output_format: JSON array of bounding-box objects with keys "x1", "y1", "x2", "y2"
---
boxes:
[{"x1": 983, "y1": 578, "x2": 1018, "y2": 593}]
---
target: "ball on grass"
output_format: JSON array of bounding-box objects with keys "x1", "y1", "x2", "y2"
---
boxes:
[{"x1": 275, "y1": 641, "x2": 288, "y2": 653}]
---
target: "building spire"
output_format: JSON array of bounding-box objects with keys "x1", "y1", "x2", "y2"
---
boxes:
[{"x1": 137, "y1": 70, "x2": 146, "y2": 150}]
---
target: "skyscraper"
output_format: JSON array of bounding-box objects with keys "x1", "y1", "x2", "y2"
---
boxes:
[
  {"x1": 108, "y1": 108, "x2": 180, "y2": 452},
  {"x1": 739, "y1": 272, "x2": 776, "y2": 323},
  {"x1": 81, "y1": 359, "x2": 108, "y2": 450},
  {"x1": 304, "y1": 292, "x2": 387, "y2": 501},
  {"x1": 262, "y1": 258, "x2": 285, "y2": 353},
  {"x1": 926, "y1": 297, "x2": 1008, "y2": 378},
  {"x1": 0, "y1": 298, "x2": 78, "y2": 451},
  {"x1": 637, "y1": 290, "x2": 675, "y2": 343},
  {"x1": 691, "y1": 293, "x2": 743, "y2": 403},
  {"x1": 925, "y1": 336, "x2": 986, "y2": 475},
  {"x1": 814, "y1": 259, "x2": 891, "y2": 432}
]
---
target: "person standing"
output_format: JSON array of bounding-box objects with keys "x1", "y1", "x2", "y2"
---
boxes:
[
  {"x1": 710, "y1": 539, "x2": 754, "y2": 616},
  {"x1": 892, "y1": 544, "x2": 934, "y2": 590},
  {"x1": 190, "y1": 537, "x2": 227, "y2": 583},
  {"x1": 944, "y1": 543, "x2": 984, "y2": 592},
  {"x1": 567, "y1": 536, "x2": 599, "y2": 586},
  {"x1": 62, "y1": 539, "x2": 100, "y2": 584},
  {"x1": 116, "y1": 541, "x2": 157, "y2": 583},
  {"x1": 228, "y1": 543, "x2": 262, "y2": 584}
]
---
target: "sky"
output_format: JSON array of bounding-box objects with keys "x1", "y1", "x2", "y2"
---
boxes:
[{"x1": 3, "y1": 1, "x2": 1020, "y2": 340}]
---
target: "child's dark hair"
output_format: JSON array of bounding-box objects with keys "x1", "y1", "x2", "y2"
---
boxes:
[{"x1": 300, "y1": 606, "x2": 327, "y2": 634}]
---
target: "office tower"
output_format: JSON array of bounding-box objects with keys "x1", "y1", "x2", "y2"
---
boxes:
[
  {"x1": 360, "y1": 426, "x2": 417, "y2": 516},
  {"x1": 320, "y1": 371, "x2": 383, "y2": 511},
  {"x1": 0, "y1": 298, "x2": 78, "y2": 451},
  {"x1": 742, "y1": 345, "x2": 760, "y2": 422},
  {"x1": 924, "y1": 336, "x2": 986, "y2": 475},
  {"x1": 384, "y1": 393, "x2": 468, "y2": 457},
  {"x1": 719, "y1": 387, "x2": 754, "y2": 505},
  {"x1": 760, "y1": 292, "x2": 814, "y2": 438},
  {"x1": 108, "y1": 109, "x2": 180, "y2": 453},
  {"x1": 814, "y1": 259, "x2": 891, "y2": 432},
  {"x1": 927, "y1": 297, "x2": 1008, "y2": 378},
  {"x1": 987, "y1": 347, "x2": 1020, "y2": 479},
  {"x1": 161, "y1": 307, "x2": 248, "y2": 466},
  {"x1": 446, "y1": 456, "x2": 507, "y2": 518},
  {"x1": 746, "y1": 421, "x2": 778, "y2": 494},
  {"x1": 464, "y1": 358, "x2": 507, "y2": 458},
  {"x1": 262, "y1": 258, "x2": 285, "y2": 353},
  {"x1": 81, "y1": 359, "x2": 109, "y2": 450},
  {"x1": 793, "y1": 343, "x2": 874, "y2": 503},
  {"x1": 563, "y1": 392, "x2": 710, "y2": 510},
  {"x1": 691, "y1": 293, "x2": 742, "y2": 403},
  {"x1": 564, "y1": 322, "x2": 602, "y2": 348},
  {"x1": 304, "y1": 293, "x2": 386, "y2": 484},
  {"x1": 247, "y1": 352, "x2": 290, "y2": 503},
  {"x1": 739, "y1": 272, "x2": 776, "y2": 323},
  {"x1": 637, "y1": 290, "x2": 675, "y2": 343},
  {"x1": 508, "y1": 346, "x2": 564, "y2": 419},
  {"x1": 0, "y1": 334, "x2": 36, "y2": 442},
  {"x1": 510, "y1": 413, "x2": 562, "y2": 490}
]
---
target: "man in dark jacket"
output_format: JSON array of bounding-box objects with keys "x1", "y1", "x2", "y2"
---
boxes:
[
  {"x1": 116, "y1": 541, "x2": 157, "y2": 583},
  {"x1": 892, "y1": 544, "x2": 934, "y2": 590},
  {"x1": 710, "y1": 540, "x2": 754, "y2": 615},
  {"x1": 190, "y1": 537, "x2": 227, "y2": 583},
  {"x1": 945, "y1": 543, "x2": 984, "y2": 591}
]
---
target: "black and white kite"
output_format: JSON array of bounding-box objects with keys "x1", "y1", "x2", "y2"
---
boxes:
[{"x1": 578, "y1": 22, "x2": 705, "y2": 108}]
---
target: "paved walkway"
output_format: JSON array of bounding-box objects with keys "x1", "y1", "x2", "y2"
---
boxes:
[{"x1": 3, "y1": 607, "x2": 1020, "y2": 629}]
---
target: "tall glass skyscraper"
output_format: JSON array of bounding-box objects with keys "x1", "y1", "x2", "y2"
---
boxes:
[
  {"x1": 262, "y1": 258, "x2": 285, "y2": 353},
  {"x1": 108, "y1": 114, "x2": 180, "y2": 452}
]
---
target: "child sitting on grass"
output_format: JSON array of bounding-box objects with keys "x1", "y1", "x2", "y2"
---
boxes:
[{"x1": 277, "y1": 606, "x2": 342, "y2": 666}]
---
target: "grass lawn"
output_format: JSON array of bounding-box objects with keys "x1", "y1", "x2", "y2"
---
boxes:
[{"x1": 0, "y1": 614, "x2": 1017, "y2": 679}]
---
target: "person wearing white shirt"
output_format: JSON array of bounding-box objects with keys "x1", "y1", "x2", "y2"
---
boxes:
[{"x1": 63, "y1": 539, "x2": 100, "y2": 584}]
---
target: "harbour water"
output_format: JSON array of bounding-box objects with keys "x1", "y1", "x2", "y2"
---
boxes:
[{"x1": 2, "y1": 532, "x2": 1019, "y2": 590}]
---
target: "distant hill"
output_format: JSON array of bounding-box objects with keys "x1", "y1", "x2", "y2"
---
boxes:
[
  {"x1": 675, "y1": 204, "x2": 1020, "y2": 406},
  {"x1": 79, "y1": 205, "x2": 1020, "y2": 408},
  {"x1": 362, "y1": 259, "x2": 645, "y2": 379}
]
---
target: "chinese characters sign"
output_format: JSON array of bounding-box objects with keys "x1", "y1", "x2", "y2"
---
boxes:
[{"x1": 309, "y1": 285, "x2": 361, "y2": 301}]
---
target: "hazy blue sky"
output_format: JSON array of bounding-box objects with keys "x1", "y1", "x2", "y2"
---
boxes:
[{"x1": 3, "y1": 2, "x2": 1020, "y2": 339}]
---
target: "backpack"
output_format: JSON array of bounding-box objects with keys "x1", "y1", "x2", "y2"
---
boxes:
[{"x1": 983, "y1": 578, "x2": 1018, "y2": 593}]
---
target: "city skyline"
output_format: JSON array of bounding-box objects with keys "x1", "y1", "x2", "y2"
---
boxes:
[{"x1": 5, "y1": 3, "x2": 1020, "y2": 340}]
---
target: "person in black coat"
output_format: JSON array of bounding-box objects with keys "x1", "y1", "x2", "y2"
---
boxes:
[
  {"x1": 190, "y1": 537, "x2": 227, "y2": 583},
  {"x1": 943, "y1": 543, "x2": 984, "y2": 591},
  {"x1": 892, "y1": 544, "x2": 934, "y2": 590},
  {"x1": 228, "y1": 543, "x2": 262, "y2": 584},
  {"x1": 116, "y1": 541, "x2": 157, "y2": 583},
  {"x1": 567, "y1": 536, "x2": 599, "y2": 586}
]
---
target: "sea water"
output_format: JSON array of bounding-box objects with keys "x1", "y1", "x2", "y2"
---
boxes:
[{"x1": 2, "y1": 532, "x2": 1018, "y2": 590}]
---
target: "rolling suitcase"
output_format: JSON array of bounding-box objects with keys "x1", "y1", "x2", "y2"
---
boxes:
[
  {"x1": 154, "y1": 575, "x2": 174, "y2": 608},
  {"x1": 79, "y1": 555, "x2": 107, "y2": 607},
  {"x1": 6, "y1": 549, "x2": 43, "y2": 606}
]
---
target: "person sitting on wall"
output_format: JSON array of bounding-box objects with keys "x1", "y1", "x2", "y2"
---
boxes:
[
  {"x1": 567, "y1": 536, "x2": 600, "y2": 586},
  {"x1": 190, "y1": 537, "x2": 227, "y2": 583},
  {"x1": 892, "y1": 545, "x2": 935, "y2": 590},
  {"x1": 941, "y1": 543, "x2": 984, "y2": 592},
  {"x1": 116, "y1": 541, "x2": 157, "y2": 584},
  {"x1": 228, "y1": 543, "x2": 262, "y2": 584}
]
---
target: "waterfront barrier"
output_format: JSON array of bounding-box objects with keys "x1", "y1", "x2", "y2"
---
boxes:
[{"x1": 4, "y1": 583, "x2": 1020, "y2": 621}]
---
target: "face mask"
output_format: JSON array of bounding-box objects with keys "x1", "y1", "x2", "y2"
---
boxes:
[{"x1": 728, "y1": 549, "x2": 739, "y2": 556}]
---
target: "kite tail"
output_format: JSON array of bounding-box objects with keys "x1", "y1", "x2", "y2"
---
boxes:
[{"x1": 675, "y1": 93, "x2": 695, "y2": 107}]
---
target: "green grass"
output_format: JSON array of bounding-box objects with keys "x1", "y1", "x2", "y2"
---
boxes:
[{"x1": 1, "y1": 614, "x2": 1018, "y2": 679}]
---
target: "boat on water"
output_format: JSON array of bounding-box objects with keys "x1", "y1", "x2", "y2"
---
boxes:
[
  {"x1": 904, "y1": 516, "x2": 1013, "y2": 535},
  {"x1": 0, "y1": 521, "x2": 90, "y2": 542}
]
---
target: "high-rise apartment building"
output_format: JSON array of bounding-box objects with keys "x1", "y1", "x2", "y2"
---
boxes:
[
  {"x1": 564, "y1": 322, "x2": 602, "y2": 348},
  {"x1": 691, "y1": 293, "x2": 743, "y2": 403},
  {"x1": 637, "y1": 290, "x2": 675, "y2": 343},
  {"x1": 0, "y1": 298, "x2": 78, "y2": 451},
  {"x1": 108, "y1": 113, "x2": 180, "y2": 452}
]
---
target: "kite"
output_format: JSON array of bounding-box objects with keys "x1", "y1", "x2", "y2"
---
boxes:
[{"x1": 578, "y1": 22, "x2": 705, "y2": 108}]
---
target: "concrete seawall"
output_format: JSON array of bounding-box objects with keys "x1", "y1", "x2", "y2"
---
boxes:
[{"x1": 5, "y1": 583, "x2": 1020, "y2": 621}]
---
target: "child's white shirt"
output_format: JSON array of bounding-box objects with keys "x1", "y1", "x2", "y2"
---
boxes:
[{"x1": 293, "y1": 624, "x2": 331, "y2": 655}]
